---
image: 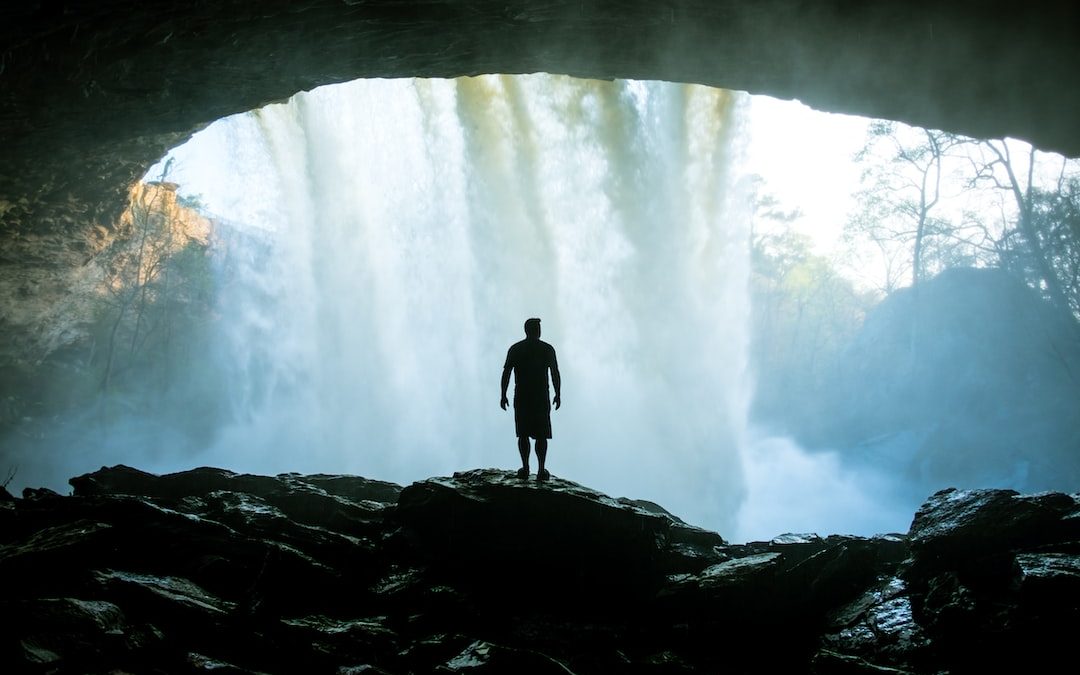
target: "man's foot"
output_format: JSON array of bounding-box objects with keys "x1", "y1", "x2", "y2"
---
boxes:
[
  {"x1": 516, "y1": 467, "x2": 529, "y2": 480},
  {"x1": 536, "y1": 469, "x2": 550, "y2": 482}
]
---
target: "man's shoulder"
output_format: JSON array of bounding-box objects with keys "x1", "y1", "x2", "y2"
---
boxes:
[{"x1": 508, "y1": 338, "x2": 556, "y2": 354}]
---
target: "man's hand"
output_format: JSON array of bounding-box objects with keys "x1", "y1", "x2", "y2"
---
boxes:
[
  {"x1": 553, "y1": 394, "x2": 561, "y2": 410},
  {"x1": 500, "y1": 395, "x2": 509, "y2": 410}
]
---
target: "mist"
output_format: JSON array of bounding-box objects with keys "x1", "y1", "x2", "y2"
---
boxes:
[{"x1": 2, "y1": 75, "x2": 936, "y2": 542}]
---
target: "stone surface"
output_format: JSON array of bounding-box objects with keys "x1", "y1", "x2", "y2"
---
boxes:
[
  {"x1": 0, "y1": 181, "x2": 211, "y2": 395},
  {"x1": 3, "y1": 465, "x2": 1080, "y2": 673}
]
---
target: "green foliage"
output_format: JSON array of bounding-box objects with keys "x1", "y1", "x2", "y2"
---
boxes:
[
  {"x1": 77, "y1": 186, "x2": 222, "y2": 431},
  {"x1": 749, "y1": 213, "x2": 876, "y2": 429},
  {"x1": 845, "y1": 124, "x2": 965, "y2": 290},
  {"x1": 846, "y1": 122, "x2": 1080, "y2": 321},
  {"x1": 177, "y1": 193, "x2": 205, "y2": 212}
]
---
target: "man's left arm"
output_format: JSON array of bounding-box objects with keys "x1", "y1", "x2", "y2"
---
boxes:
[{"x1": 551, "y1": 349, "x2": 561, "y2": 410}]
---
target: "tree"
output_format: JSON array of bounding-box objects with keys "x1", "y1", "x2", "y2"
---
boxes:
[
  {"x1": 845, "y1": 122, "x2": 961, "y2": 291},
  {"x1": 748, "y1": 179, "x2": 876, "y2": 429},
  {"x1": 95, "y1": 180, "x2": 212, "y2": 397},
  {"x1": 1029, "y1": 174, "x2": 1080, "y2": 316},
  {"x1": 967, "y1": 140, "x2": 1080, "y2": 313}
]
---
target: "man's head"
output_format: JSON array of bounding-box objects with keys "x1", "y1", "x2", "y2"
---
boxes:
[{"x1": 524, "y1": 317, "x2": 542, "y2": 339}]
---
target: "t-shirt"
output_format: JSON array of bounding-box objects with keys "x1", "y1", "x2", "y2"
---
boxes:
[{"x1": 504, "y1": 338, "x2": 558, "y2": 403}]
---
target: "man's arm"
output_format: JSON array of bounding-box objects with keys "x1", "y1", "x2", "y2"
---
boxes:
[
  {"x1": 551, "y1": 356, "x2": 561, "y2": 411},
  {"x1": 500, "y1": 366, "x2": 511, "y2": 410}
]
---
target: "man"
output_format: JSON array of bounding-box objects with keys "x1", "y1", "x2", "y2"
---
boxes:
[{"x1": 501, "y1": 317, "x2": 561, "y2": 481}]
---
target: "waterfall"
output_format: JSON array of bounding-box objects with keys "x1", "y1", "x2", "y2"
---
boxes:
[{"x1": 158, "y1": 75, "x2": 752, "y2": 534}]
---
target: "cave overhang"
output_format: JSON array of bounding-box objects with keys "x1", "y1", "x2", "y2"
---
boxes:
[{"x1": 1, "y1": 0, "x2": 1078, "y2": 233}]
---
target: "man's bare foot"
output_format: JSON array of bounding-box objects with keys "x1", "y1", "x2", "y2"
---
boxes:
[
  {"x1": 516, "y1": 467, "x2": 529, "y2": 479},
  {"x1": 536, "y1": 469, "x2": 550, "y2": 482}
]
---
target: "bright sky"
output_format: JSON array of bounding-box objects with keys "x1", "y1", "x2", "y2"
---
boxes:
[{"x1": 743, "y1": 95, "x2": 871, "y2": 254}]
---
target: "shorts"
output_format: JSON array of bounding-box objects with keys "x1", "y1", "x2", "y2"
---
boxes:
[{"x1": 514, "y1": 400, "x2": 552, "y2": 439}]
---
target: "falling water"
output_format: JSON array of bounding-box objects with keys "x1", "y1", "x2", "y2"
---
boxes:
[{"x1": 156, "y1": 75, "x2": 752, "y2": 534}]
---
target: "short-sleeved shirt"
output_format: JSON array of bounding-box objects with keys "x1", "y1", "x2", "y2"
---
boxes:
[{"x1": 503, "y1": 338, "x2": 558, "y2": 406}]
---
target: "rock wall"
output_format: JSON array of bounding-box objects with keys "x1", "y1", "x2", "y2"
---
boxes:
[
  {"x1": 0, "y1": 182, "x2": 209, "y2": 365},
  {"x1": 787, "y1": 267, "x2": 1080, "y2": 493},
  {"x1": 2, "y1": 1, "x2": 1079, "y2": 238}
]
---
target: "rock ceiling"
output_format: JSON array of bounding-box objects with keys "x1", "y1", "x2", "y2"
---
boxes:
[{"x1": 2, "y1": 0, "x2": 1078, "y2": 234}]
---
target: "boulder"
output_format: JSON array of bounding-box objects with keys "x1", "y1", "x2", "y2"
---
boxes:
[{"x1": 394, "y1": 469, "x2": 681, "y2": 606}]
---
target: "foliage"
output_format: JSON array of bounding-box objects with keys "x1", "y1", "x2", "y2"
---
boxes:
[
  {"x1": 86, "y1": 183, "x2": 219, "y2": 427},
  {"x1": 178, "y1": 193, "x2": 206, "y2": 212},
  {"x1": 748, "y1": 181, "x2": 877, "y2": 428},
  {"x1": 844, "y1": 122, "x2": 965, "y2": 291},
  {"x1": 846, "y1": 123, "x2": 1080, "y2": 320},
  {"x1": 1027, "y1": 176, "x2": 1080, "y2": 316}
]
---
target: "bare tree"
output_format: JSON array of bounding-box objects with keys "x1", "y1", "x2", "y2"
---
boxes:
[
  {"x1": 968, "y1": 140, "x2": 1076, "y2": 312},
  {"x1": 846, "y1": 121, "x2": 960, "y2": 290}
]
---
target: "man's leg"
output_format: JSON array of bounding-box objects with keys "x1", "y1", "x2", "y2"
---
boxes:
[
  {"x1": 517, "y1": 436, "x2": 531, "y2": 472},
  {"x1": 535, "y1": 438, "x2": 547, "y2": 476}
]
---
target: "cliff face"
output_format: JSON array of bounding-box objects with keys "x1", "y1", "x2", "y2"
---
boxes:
[
  {"x1": 787, "y1": 267, "x2": 1080, "y2": 494},
  {"x1": 3, "y1": 466, "x2": 1078, "y2": 673},
  {"x1": 0, "y1": 182, "x2": 211, "y2": 428},
  {"x1": 0, "y1": 182, "x2": 209, "y2": 365}
]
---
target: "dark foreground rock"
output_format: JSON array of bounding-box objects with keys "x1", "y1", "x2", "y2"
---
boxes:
[{"x1": 2, "y1": 467, "x2": 1078, "y2": 674}]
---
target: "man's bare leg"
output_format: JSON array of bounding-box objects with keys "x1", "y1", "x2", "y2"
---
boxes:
[
  {"x1": 535, "y1": 438, "x2": 548, "y2": 479},
  {"x1": 517, "y1": 437, "x2": 531, "y2": 477}
]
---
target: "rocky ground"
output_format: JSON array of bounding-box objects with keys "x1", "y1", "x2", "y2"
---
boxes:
[{"x1": 2, "y1": 465, "x2": 1078, "y2": 674}]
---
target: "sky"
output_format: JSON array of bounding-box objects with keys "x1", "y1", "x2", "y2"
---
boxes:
[{"x1": 743, "y1": 95, "x2": 871, "y2": 254}]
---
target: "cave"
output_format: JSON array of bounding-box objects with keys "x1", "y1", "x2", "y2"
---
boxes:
[
  {"x1": 3, "y1": 2, "x2": 1080, "y2": 673},
  {"x1": 3, "y1": 1, "x2": 1080, "y2": 233}
]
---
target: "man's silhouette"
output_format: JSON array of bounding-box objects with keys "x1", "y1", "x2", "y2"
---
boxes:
[{"x1": 501, "y1": 318, "x2": 561, "y2": 481}]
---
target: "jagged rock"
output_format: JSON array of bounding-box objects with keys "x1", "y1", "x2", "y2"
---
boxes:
[
  {"x1": 394, "y1": 468, "x2": 680, "y2": 605},
  {"x1": 816, "y1": 577, "x2": 932, "y2": 673},
  {"x1": 71, "y1": 464, "x2": 399, "y2": 538},
  {"x1": 5, "y1": 467, "x2": 1080, "y2": 673},
  {"x1": 1, "y1": 597, "x2": 140, "y2": 672},
  {"x1": 437, "y1": 640, "x2": 575, "y2": 674},
  {"x1": 1014, "y1": 551, "x2": 1080, "y2": 603},
  {"x1": 907, "y1": 487, "x2": 1080, "y2": 577},
  {"x1": 22, "y1": 486, "x2": 61, "y2": 500},
  {"x1": 71, "y1": 464, "x2": 401, "y2": 505}
]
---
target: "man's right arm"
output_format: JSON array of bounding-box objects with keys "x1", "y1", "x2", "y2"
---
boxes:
[{"x1": 500, "y1": 366, "x2": 511, "y2": 410}]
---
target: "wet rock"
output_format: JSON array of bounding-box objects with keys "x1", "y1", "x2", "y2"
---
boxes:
[
  {"x1": 817, "y1": 577, "x2": 931, "y2": 673},
  {"x1": 437, "y1": 640, "x2": 575, "y2": 674},
  {"x1": 0, "y1": 596, "x2": 170, "y2": 673},
  {"x1": 298, "y1": 473, "x2": 402, "y2": 504},
  {"x1": 92, "y1": 569, "x2": 236, "y2": 619},
  {"x1": 395, "y1": 469, "x2": 674, "y2": 606},
  {"x1": 889, "y1": 488, "x2": 1080, "y2": 672},
  {"x1": 275, "y1": 615, "x2": 400, "y2": 672},
  {"x1": 22, "y1": 486, "x2": 62, "y2": 500},
  {"x1": 73, "y1": 464, "x2": 400, "y2": 504},
  {"x1": 5, "y1": 466, "x2": 1079, "y2": 673},
  {"x1": 1014, "y1": 551, "x2": 1080, "y2": 602},
  {"x1": 71, "y1": 465, "x2": 397, "y2": 539},
  {"x1": 908, "y1": 488, "x2": 1080, "y2": 568}
]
